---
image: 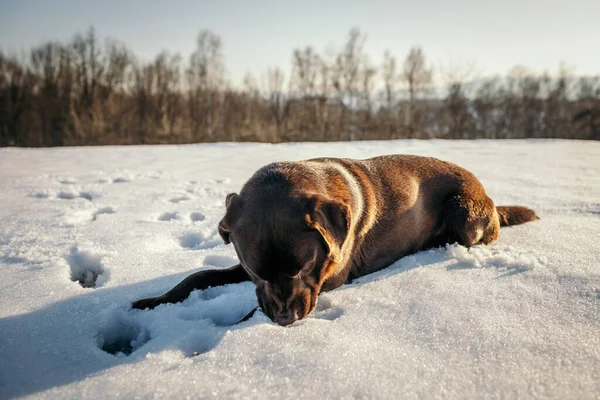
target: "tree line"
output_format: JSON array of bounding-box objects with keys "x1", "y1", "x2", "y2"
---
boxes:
[{"x1": 1, "y1": 27, "x2": 599, "y2": 147}]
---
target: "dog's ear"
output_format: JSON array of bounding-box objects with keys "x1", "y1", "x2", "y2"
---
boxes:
[
  {"x1": 305, "y1": 195, "x2": 350, "y2": 263},
  {"x1": 219, "y1": 193, "x2": 241, "y2": 244},
  {"x1": 225, "y1": 192, "x2": 237, "y2": 208}
]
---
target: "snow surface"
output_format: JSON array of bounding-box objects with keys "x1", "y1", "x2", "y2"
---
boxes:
[{"x1": 0, "y1": 140, "x2": 599, "y2": 399}]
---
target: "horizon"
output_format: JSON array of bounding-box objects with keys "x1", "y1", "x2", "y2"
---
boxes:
[{"x1": 1, "y1": 0, "x2": 599, "y2": 88}]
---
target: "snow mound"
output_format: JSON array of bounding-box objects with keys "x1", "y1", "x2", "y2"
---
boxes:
[{"x1": 67, "y1": 246, "x2": 109, "y2": 288}]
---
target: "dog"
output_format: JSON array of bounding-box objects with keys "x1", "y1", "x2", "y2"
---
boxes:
[{"x1": 132, "y1": 155, "x2": 538, "y2": 326}]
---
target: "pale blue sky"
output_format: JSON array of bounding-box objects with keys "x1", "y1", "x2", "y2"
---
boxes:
[{"x1": 1, "y1": 0, "x2": 598, "y2": 86}]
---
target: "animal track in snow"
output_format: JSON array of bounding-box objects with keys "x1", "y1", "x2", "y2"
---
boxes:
[
  {"x1": 30, "y1": 192, "x2": 50, "y2": 199},
  {"x1": 169, "y1": 195, "x2": 190, "y2": 204},
  {"x1": 314, "y1": 307, "x2": 344, "y2": 321},
  {"x1": 57, "y1": 177, "x2": 76, "y2": 184},
  {"x1": 92, "y1": 206, "x2": 116, "y2": 221},
  {"x1": 57, "y1": 190, "x2": 94, "y2": 201},
  {"x1": 79, "y1": 192, "x2": 93, "y2": 201},
  {"x1": 158, "y1": 212, "x2": 180, "y2": 222},
  {"x1": 67, "y1": 246, "x2": 109, "y2": 288},
  {"x1": 313, "y1": 296, "x2": 344, "y2": 321},
  {"x1": 179, "y1": 232, "x2": 221, "y2": 250},
  {"x1": 1, "y1": 255, "x2": 29, "y2": 264},
  {"x1": 189, "y1": 212, "x2": 205, "y2": 222},
  {"x1": 111, "y1": 177, "x2": 129, "y2": 183},
  {"x1": 56, "y1": 191, "x2": 80, "y2": 200},
  {"x1": 98, "y1": 314, "x2": 150, "y2": 357}
]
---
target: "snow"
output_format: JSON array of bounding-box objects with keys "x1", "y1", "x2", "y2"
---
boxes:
[{"x1": 0, "y1": 140, "x2": 599, "y2": 399}]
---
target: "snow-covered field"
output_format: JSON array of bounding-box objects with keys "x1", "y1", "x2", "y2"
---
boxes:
[{"x1": 1, "y1": 140, "x2": 599, "y2": 399}]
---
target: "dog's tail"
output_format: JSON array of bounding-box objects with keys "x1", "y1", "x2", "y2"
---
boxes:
[{"x1": 496, "y1": 206, "x2": 540, "y2": 227}]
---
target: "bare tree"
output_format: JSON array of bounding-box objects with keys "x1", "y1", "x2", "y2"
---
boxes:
[
  {"x1": 266, "y1": 67, "x2": 286, "y2": 142},
  {"x1": 0, "y1": 52, "x2": 35, "y2": 146},
  {"x1": 573, "y1": 75, "x2": 600, "y2": 139},
  {"x1": 288, "y1": 47, "x2": 320, "y2": 140},
  {"x1": 401, "y1": 47, "x2": 432, "y2": 138},
  {"x1": 382, "y1": 51, "x2": 397, "y2": 110},
  {"x1": 153, "y1": 52, "x2": 182, "y2": 138},
  {"x1": 71, "y1": 27, "x2": 103, "y2": 135},
  {"x1": 290, "y1": 47, "x2": 319, "y2": 97},
  {"x1": 332, "y1": 27, "x2": 367, "y2": 140},
  {"x1": 186, "y1": 30, "x2": 226, "y2": 141},
  {"x1": 440, "y1": 60, "x2": 476, "y2": 139},
  {"x1": 473, "y1": 77, "x2": 503, "y2": 138},
  {"x1": 380, "y1": 51, "x2": 398, "y2": 138},
  {"x1": 359, "y1": 59, "x2": 377, "y2": 138},
  {"x1": 30, "y1": 42, "x2": 74, "y2": 146}
]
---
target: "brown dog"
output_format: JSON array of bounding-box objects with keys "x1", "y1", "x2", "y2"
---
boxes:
[{"x1": 132, "y1": 155, "x2": 538, "y2": 325}]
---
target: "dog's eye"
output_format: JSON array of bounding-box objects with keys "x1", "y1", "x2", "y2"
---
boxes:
[
  {"x1": 292, "y1": 270, "x2": 303, "y2": 279},
  {"x1": 298, "y1": 251, "x2": 318, "y2": 275}
]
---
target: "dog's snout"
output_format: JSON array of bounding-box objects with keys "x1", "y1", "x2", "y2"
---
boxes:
[
  {"x1": 274, "y1": 311, "x2": 299, "y2": 327},
  {"x1": 257, "y1": 282, "x2": 316, "y2": 326}
]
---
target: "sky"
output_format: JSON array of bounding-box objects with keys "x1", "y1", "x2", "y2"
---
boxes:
[{"x1": 1, "y1": 0, "x2": 599, "y2": 87}]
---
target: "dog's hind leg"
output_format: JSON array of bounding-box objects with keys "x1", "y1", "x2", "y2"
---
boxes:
[
  {"x1": 442, "y1": 192, "x2": 500, "y2": 247},
  {"x1": 132, "y1": 264, "x2": 250, "y2": 310}
]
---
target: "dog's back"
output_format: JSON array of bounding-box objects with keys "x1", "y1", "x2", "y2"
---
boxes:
[{"x1": 265, "y1": 155, "x2": 537, "y2": 280}]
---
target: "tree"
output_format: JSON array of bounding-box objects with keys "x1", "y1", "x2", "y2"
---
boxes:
[
  {"x1": 289, "y1": 47, "x2": 320, "y2": 140},
  {"x1": 401, "y1": 47, "x2": 432, "y2": 138},
  {"x1": 380, "y1": 51, "x2": 398, "y2": 138},
  {"x1": 573, "y1": 76, "x2": 600, "y2": 140},
  {"x1": 332, "y1": 28, "x2": 367, "y2": 141},
  {"x1": 0, "y1": 53, "x2": 35, "y2": 146},
  {"x1": 266, "y1": 67, "x2": 286, "y2": 142},
  {"x1": 186, "y1": 30, "x2": 226, "y2": 141},
  {"x1": 30, "y1": 42, "x2": 74, "y2": 146},
  {"x1": 440, "y1": 60, "x2": 476, "y2": 139}
]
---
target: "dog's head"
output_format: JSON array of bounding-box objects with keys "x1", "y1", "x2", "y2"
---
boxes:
[{"x1": 218, "y1": 189, "x2": 350, "y2": 326}]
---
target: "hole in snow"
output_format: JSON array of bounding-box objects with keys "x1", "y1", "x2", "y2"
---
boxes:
[
  {"x1": 79, "y1": 191, "x2": 93, "y2": 201},
  {"x1": 158, "y1": 211, "x2": 180, "y2": 221},
  {"x1": 92, "y1": 206, "x2": 116, "y2": 221},
  {"x1": 179, "y1": 232, "x2": 220, "y2": 250},
  {"x1": 314, "y1": 307, "x2": 344, "y2": 321},
  {"x1": 98, "y1": 315, "x2": 150, "y2": 357},
  {"x1": 57, "y1": 191, "x2": 94, "y2": 201},
  {"x1": 30, "y1": 192, "x2": 50, "y2": 199},
  {"x1": 96, "y1": 206, "x2": 116, "y2": 215},
  {"x1": 67, "y1": 246, "x2": 108, "y2": 288},
  {"x1": 189, "y1": 212, "x2": 205, "y2": 222},
  {"x1": 313, "y1": 296, "x2": 344, "y2": 321},
  {"x1": 112, "y1": 177, "x2": 129, "y2": 183},
  {"x1": 1, "y1": 255, "x2": 28, "y2": 264},
  {"x1": 170, "y1": 195, "x2": 190, "y2": 203},
  {"x1": 57, "y1": 191, "x2": 78, "y2": 200}
]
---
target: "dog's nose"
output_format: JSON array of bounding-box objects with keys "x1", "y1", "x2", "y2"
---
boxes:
[
  {"x1": 274, "y1": 312, "x2": 298, "y2": 327},
  {"x1": 275, "y1": 317, "x2": 296, "y2": 326}
]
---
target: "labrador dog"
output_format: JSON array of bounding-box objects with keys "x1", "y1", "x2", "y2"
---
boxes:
[{"x1": 132, "y1": 155, "x2": 538, "y2": 326}]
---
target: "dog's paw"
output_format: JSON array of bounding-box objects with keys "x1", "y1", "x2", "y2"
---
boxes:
[{"x1": 131, "y1": 296, "x2": 163, "y2": 310}]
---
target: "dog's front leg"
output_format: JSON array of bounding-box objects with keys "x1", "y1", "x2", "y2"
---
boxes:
[{"x1": 132, "y1": 264, "x2": 249, "y2": 310}]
